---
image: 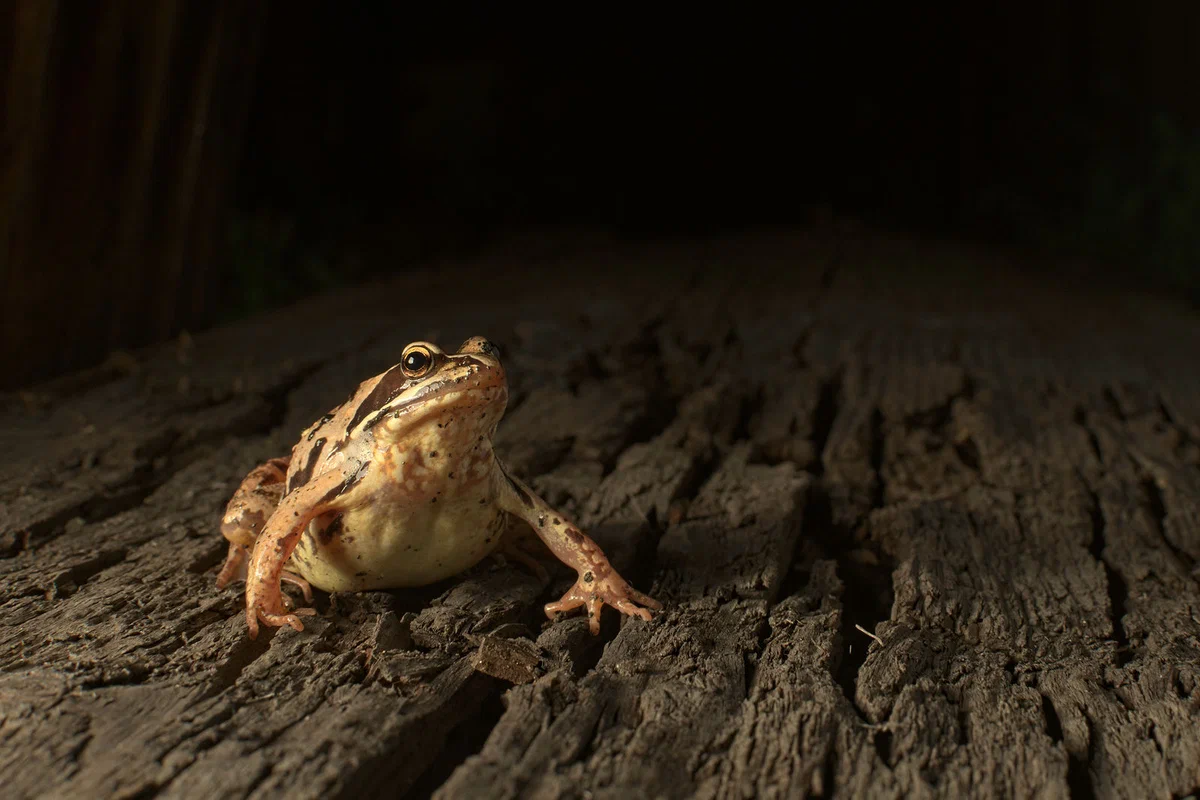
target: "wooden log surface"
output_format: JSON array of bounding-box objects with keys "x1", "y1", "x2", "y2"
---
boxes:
[{"x1": 2, "y1": 229, "x2": 1199, "y2": 799}]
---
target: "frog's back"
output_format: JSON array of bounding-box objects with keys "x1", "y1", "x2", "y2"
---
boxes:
[{"x1": 284, "y1": 371, "x2": 390, "y2": 494}]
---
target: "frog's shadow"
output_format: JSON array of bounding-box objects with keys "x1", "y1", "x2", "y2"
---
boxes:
[
  {"x1": 292, "y1": 518, "x2": 651, "y2": 630},
  {"x1": 304, "y1": 558, "x2": 560, "y2": 624}
]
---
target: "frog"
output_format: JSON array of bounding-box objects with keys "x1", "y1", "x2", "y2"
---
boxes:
[{"x1": 216, "y1": 336, "x2": 661, "y2": 639}]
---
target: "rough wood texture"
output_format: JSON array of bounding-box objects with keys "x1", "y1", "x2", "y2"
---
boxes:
[{"x1": 2, "y1": 229, "x2": 1199, "y2": 799}]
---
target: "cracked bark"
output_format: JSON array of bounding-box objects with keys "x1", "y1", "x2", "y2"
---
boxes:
[{"x1": 2, "y1": 231, "x2": 1199, "y2": 799}]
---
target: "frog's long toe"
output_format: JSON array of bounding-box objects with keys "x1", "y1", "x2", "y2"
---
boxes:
[
  {"x1": 545, "y1": 590, "x2": 600, "y2": 634},
  {"x1": 247, "y1": 606, "x2": 317, "y2": 639},
  {"x1": 281, "y1": 571, "x2": 314, "y2": 604},
  {"x1": 624, "y1": 587, "x2": 662, "y2": 610},
  {"x1": 613, "y1": 598, "x2": 655, "y2": 621},
  {"x1": 544, "y1": 592, "x2": 586, "y2": 618}
]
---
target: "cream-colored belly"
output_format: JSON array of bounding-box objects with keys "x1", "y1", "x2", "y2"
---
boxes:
[{"x1": 288, "y1": 488, "x2": 508, "y2": 593}]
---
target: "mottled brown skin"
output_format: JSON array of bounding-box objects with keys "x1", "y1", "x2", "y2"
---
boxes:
[
  {"x1": 215, "y1": 457, "x2": 313, "y2": 605},
  {"x1": 218, "y1": 336, "x2": 661, "y2": 638}
]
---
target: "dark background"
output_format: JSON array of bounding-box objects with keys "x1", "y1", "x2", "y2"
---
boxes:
[{"x1": 4, "y1": 1, "x2": 1199, "y2": 390}]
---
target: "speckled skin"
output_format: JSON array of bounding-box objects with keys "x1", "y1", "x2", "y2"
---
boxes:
[{"x1": 217, "y1": 336, "x2": 661, "y2": 638}]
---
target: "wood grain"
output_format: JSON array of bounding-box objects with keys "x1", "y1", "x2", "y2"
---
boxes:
[{"x1": 1, "y1": 230, "x2": 1198, "y2": 799}]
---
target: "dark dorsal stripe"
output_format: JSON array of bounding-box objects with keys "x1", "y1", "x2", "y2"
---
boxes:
[
  {"x1": 344, "y1": 364, "x2": 411, "y2": 435},
  {"x1": 288, "y1": 436, "x2": 327, "y2": 493},
  {"x1": 318, "y1": 471, "x2": 361, "y2": 505},
  {"x1": 351, "y1": 355, "x2": 494, "y2": 436},
  {"x1": 307, "y1": 414, "x2": 334, "y2": 440}
]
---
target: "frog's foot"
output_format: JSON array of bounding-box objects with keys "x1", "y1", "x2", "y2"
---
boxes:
[
  {"x1": 545, "y1": 571, "x2": 662, "y2": 635},
  {"x1": 216, "y1": 543, "x2": 250, "y2": 589},
  {"x1": 245, "y1": 588, "x2": 317, "y2": 639},
  {"x1": 496, "y1": 535, "x2": 550, "y2": 584},
  {"x1": 246, "y1": 601, "x2": 317, "y2": 640},
  {"x1": 216, "y1": 546, "x2": 311, "y2": 605}
]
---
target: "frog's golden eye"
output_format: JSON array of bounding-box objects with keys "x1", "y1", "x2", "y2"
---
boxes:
[{"x1": 401, "y1": 346, "x2": 434, "y2": 378}]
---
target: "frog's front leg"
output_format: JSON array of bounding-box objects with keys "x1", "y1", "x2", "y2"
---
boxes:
[
  {"x1": 243, "y1": 467, "x2": 354, "y2": 638},
  {"x1": 495, "y1": 465, "x2": 661, "y2": 634},
  {"x1": 216, "y1": 456, "x2": 313, "y2": 605}
]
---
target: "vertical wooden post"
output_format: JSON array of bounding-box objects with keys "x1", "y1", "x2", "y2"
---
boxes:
[
  {"x1": 0, "y1": 1, "x2": 268, "y2": 389},
  {"x1": 0, "y1": 0, "x2": 61, "y2": 384}
]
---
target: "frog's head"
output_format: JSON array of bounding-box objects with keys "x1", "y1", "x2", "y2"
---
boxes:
[{"x1": 362, "y1": 336, "x2": 508, "y2": 448}]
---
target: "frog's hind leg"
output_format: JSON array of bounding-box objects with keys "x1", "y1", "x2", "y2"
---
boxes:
[
  {"x1": 218, "y1": 544, "x2": 312, "y2": 607},
  {"x1": 245, "y1": 467, "x2": 354, "y2": 638},
  {"x1": 216, "y1": 456, "x2": 291, "y2": 590},
  {"x1": 217, "y1": 543, "x2": 252, "y2": 589},
  {"x1": 494, "y1": 518, "x2": 551, "y2": 585}
]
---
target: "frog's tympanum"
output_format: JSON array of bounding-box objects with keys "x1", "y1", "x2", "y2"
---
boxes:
[{"x1": 217, "y1": 337, "x2": 660, "y2": 638}]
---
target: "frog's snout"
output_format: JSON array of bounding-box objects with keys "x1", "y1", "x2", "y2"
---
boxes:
[{"x1": 458, "y1": 335, "x2": 501, "y2": 361}]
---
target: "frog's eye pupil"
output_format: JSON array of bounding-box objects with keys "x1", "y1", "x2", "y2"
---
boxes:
[{"x1": 404, "y1": 350, "x2": 431, "y2": 375}]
